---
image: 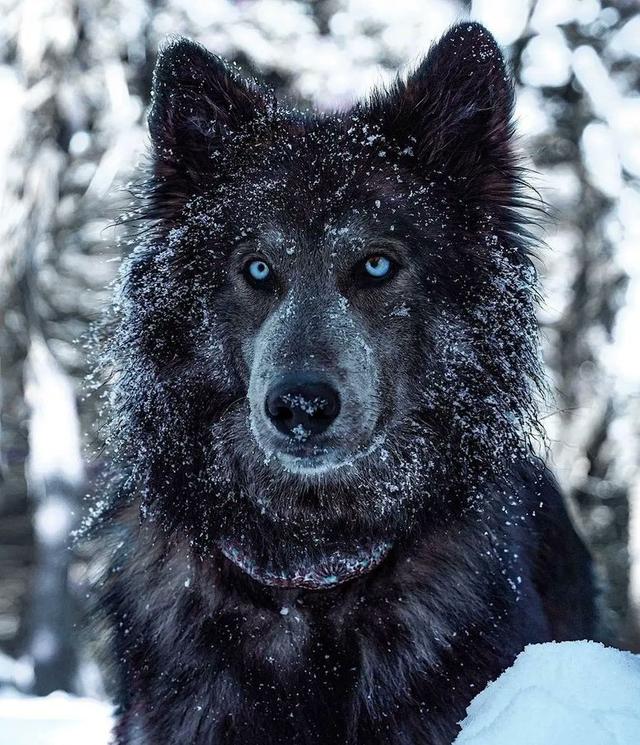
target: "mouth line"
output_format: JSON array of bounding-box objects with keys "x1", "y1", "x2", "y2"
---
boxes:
[
  {"x1": 271, "y1": 434, "x2": 388, "y2": 474},
  {"x1": 218, "y1": 539, "x2": 392, "y2": 590}
]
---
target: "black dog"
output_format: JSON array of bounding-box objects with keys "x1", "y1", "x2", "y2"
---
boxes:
[{"x1": 99, "y1": 23, "x2": 595, "y2": 744}]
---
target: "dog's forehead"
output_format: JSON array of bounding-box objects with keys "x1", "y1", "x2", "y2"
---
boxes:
[
  {"x1": 260, "y1": 217, "x2": 368, "y2": 262},
  {"x1": 231, "y1": 120, "x2": 407, "y2": 258}
]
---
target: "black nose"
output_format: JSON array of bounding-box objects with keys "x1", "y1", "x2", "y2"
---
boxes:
[{"x1": 265, "y1": 378, "x2": 341, "y2": 438}]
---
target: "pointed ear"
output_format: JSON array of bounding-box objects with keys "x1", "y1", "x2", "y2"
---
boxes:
[
  {"x1": 148, "y1": 37, "x2": 267, "y2": 188},
  {"x1": 374, "y1": 23, "x2": 516, "y2": 198}
]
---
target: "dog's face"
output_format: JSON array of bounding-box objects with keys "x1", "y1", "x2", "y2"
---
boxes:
[
  {"x1": 110, "y1": 25, "x2": 541, "y2": 577},
  {"x1": 216, "y1": 144, "x2": 427, "y2": 479}
]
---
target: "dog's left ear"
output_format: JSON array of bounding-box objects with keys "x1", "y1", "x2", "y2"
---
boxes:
[{"x1": 372, "y1": 23, "x2": 516, "y2": 197}]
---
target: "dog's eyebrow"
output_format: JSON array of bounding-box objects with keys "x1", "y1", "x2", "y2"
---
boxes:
[
  {"x1": 258, "y1": 226, "x2": 298, "y2": 257},
  {"x1": 325, "y1": 222, "x2": 406, "y2": 258}
]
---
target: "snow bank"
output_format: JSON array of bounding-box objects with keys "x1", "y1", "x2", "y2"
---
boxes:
[
  {"x1": 454, "y1": 641, "x2": 640, "y2": 745},
  {"x1": 0, "y1": 691, "x2": 112, "y2": 745}
]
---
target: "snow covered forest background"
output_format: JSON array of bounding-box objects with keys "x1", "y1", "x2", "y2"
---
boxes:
[{"x1": 0, "y1": 0, "x2": 639, "y2": 705}]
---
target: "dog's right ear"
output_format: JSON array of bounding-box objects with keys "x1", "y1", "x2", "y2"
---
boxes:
[
  {"x1": 368, "y1": 23, "x2": 516, "y2": 208},
  {"x1": 148, "y1": 37, "x2": 267, "y2": 186}
]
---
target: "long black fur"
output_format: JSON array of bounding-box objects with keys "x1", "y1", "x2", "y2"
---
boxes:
[{"x1": 95, "y1": 23, "x2": 595, "y2": 745}]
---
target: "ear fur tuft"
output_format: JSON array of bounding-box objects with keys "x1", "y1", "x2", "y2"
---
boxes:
[
  {"x1": 369, "y1": 23, "x2": 517, "y2": 199},
  {"x1": 148, "y1": 36, "x2": 267, "y2": 178}
]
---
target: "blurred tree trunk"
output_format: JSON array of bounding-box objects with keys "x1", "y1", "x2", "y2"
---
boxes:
[
  {"x1": 630, "y1": 482, "x2": 640, "y2": 649},
  {"x1": 24, "y1": 336, "x2": 84, "y2": 694}
]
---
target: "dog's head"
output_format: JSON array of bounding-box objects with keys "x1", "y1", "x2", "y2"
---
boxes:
[{"x1": 107, "y1": 24, "x2": 542, "y2": 584}]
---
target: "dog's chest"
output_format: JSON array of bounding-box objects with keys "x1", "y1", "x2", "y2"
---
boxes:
[{"x1": 238, "y1": 600, "x2": 313, "y2": 673}]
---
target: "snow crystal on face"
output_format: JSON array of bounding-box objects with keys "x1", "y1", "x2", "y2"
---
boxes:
[
  {"x1": 281, "y1": 393, "x2": 327, "y2": 416},
  {"x1": 454, "y1": 641, "x2": 640, "y2": 745},
  {"x1": 291, "y1": 423, "x2": 311, "y2": 442},
  {"x1": 389, "y1": 303, "x2": 410, "y2": 318}
]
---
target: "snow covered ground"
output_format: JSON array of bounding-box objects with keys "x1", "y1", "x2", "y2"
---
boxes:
[
  {"x1": 1, "y1": 642, "x2": 639, "y2": 744},
  {"x1": 0, "y1": 691, "x2": 112, "y2": 745},
  {"x1": 454, "y1": 641, "x2": 640, "y2": 745}
]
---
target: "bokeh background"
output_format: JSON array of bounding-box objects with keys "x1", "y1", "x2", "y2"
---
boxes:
[{"x1": 0, "y1": 0, "x2": 639, "y2": 704}]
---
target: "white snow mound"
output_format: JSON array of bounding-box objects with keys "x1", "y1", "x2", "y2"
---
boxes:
[
  {"x1": 454, "y1": 641, "x2": 640, "y2": 745},
  {"x1": 0, "y1": 691, "x2": 112, "y2": 745}
]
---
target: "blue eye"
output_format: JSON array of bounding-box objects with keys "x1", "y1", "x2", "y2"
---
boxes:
[
  {"x1": 247, "y1": 259, "x2": 271, "y2": 282},
  {"x1": 364, "y1": 255, "x2": 391, "y2": 278}
]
